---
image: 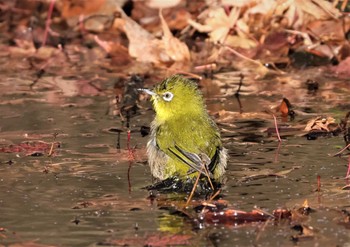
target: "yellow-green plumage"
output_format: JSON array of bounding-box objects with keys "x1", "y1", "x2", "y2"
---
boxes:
[{"x1": 145, "y1": 75, "x2": 227, "y2": 182}]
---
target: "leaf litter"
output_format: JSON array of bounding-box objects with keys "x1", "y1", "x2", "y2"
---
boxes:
[{"x1": 0, "y1": 0, "x2": 350, "y2": 246}]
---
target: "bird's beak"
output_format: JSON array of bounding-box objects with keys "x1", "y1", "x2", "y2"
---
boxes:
[{"x1": 138, "y1": 88, "x2": 156, "y2": 96}]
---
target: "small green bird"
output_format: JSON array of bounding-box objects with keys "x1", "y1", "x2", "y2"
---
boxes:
[{"x1": 140, "y1": 75, "x2": 227, "y2": 188}]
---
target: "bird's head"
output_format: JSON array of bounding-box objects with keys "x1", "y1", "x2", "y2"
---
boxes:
[{"x1": 139, "y1": 75, "x2": 205, "y2": 122}]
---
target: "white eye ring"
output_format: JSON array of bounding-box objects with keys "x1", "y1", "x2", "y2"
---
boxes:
[{"x1": 162, "y1": 92, "x2": 174, "y2": 102}]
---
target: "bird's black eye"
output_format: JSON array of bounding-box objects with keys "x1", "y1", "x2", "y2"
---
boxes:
[{"x1": 162, "y1": 92, "x2": 174, "y2": 102}]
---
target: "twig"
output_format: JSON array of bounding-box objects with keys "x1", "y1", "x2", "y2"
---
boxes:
[
  {"x1": 30, "y1": 69, "x2": 45, "y2": 89},
  {"x1": 42, "y1": 0, "x2": 56, "y2": 47},
  {"x1": 273, "y1": 141, "x2": 282, "y2": 163},
  {"x1": 208, "y1": 188, "x2": 221, "y2": 201},
  {"x1": 224, "y1": 45, "x2": 264, "y2": 66},
  {"x1": 341, "y1": 0, "x2": 348, "y2": 11},
  {"x1": 235, "y1": 73, "x2": 244, "y2": 96},
  {"x1": 273, "y1": 114, "x2": 282, "y2": 142},
  {"x1": 333, "y1": 143, "x2": 350, "y2": 156},
  {"x1": 235, "y1": 93, "x2": 243, "y2": 114},
  {"x1": 186, "y1": 156, "x2": 215, "y2": 205},
  {"x1": 203, "y1": 166, "x2": 214, "y2": 190},
  {"x1": 87, "y1": 77, "x2": 103, "y2": 92},
  {"x1": 255, "y1": 218, "x2": 272, "y2": 242},
  {"x1": 233, "y1": 73, "x2": 244, "y2": 113},
  {"x1": 317, "y1": 175, "x2": 321, "y2": 192},
  {"x1": 127, "y1": 130, "x2": 131, "y2": 149},
  {"x1": 194, "y1": 63, "x2": 217, "y2": 71},
  {"x1": 265, "y1": 62, "x2": 286, "y2": 74},
  {"x1": 116, "y1": 131, "x2": 121, "y2": 149},
  {"x1": 128, "y1": 159, "x2": 132, "y2": 194},
  {"x1": 48, "y1": 132, "x2": 58, "y2": 157},
  {"x1": 126, "y1": 111, "x2": 131, "y2": 128},
  {"x1": 30, "y1": 45, "x2": 63, "y2": 89},
  {"x1": 78, "y1": 14, "x2": 86, "y2": 33},
  {"x1": 48, "y1": 143, "x2": 55, "y2": 157},
  {"x1": 127, "y1": 130, "x2": 135, "y2": 160},
  {"x1": 185, "y1": 169, "x2": 202, "y2": 207},
  {"x1": 284, "y1": 29, "x2": 313, "y2": 46},
  {"x1": 346, "y1": 156, "x2": 350, "y2": 179},
  {"x1": 127, "y1": 130, "x2": 135, "y2": 194}
]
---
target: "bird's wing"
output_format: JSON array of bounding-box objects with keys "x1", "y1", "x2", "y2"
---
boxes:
[
  {"x1": 167, "y1": 144, "x2": 216, "y2": 177},
  {"x1": 154, "y1": 120, "x2": 222, "y2": 177}
]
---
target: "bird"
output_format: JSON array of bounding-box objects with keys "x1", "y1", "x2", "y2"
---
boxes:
[{"x1": 139, "y1": 75, "x2": 227, "y2": 189}]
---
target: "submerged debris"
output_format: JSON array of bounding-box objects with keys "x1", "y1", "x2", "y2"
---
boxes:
[{"x1": 0, "y1": 141, "x2": 60, "y2": 156}]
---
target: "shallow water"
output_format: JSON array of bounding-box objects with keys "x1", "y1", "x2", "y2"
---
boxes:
[{"x1": 0, "y1": 56, "x2": 349, "y2": 246}]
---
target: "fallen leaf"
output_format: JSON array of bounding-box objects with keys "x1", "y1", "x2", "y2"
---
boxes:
[
  {"x1": 188, "y1": 7, "x2": 240, "y2": 43},
  {"x1": 244, "y1": 0, "x2": 276, "y2": 15},
  {"x1": 59, "y1": 0, "x2": 106, "y2": 18},
  {"x1": 274, "y1": 98, "x2": 294, "y2": 119},
  {"x1": 113, "y1": 8, "x2": 190, "y2": 65},
  {"x1": 159, "y1": 9, "x2": 190, "y2": 62},
  {"x1": 304, "y1": 116, "x2": 337, "y2": 132},
  {"x1": 0, "y1": 141, "x2": 60, "y2": 156},
  {"x1": 94, "y1": 36, "x2": 132, "y2": 66},
  {"x1": 274, "y1": 0, "x2": 341, "y2": 29},
  {"x1": 145, "y1": 0, "x2": 182, "y2": 9},
  {"x1": 203, "y1": 208, "x2": 273, "y2": 225},
  {"x1": 224, "y1": 35, "x2": 257, "y2": 49},
  {"x1": 306, "y1": 18, "x2": 350, "y2": 43}
]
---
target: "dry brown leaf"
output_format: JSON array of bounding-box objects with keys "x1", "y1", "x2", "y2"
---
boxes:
[
  {"x1": 221, "y1": 0, "x2": 257, "y2": 7},
  {"x1": 298, "y1": 0, "x2": 341, "y2": 19},
  {"x1": 59, "y1": 0, "x2": 106, "y2": 18},
  {"x1": 57, "y1": 0, "x2": 119, "y2": 31},
  {"x1": 159, "y1": 10, "x2": 190, "y2": 62},
  {"x1": 275, "y1": 0, "x2": 304, "y2": 28},
  {"x1": 114, "y1": 11, "x2": 157, "y2": 62},
  {"x1": 244, "y1": 0, "x2": 276, "y2": 15},
  {"x1": 304, "y1": 116, "x2": 336, "y2": 131},
  {"x1": 114, "y1": 8, "x2": 190, "y2": 65},
  {"x1": 94, "y1": 36, "x2": 132, "y2": 66},
  {"x1": 274, "y1": 0, "x2": 341, "y2": 28},
  {"x1": 188, "y1": 7, "x2": 240, "y2": 43},
  {"x1": 224, "y1": 35, "x2": 257, "y2": 49},
  {"x1": 145, "y1": 0, "x2": 182, "y2": 9},
  {"x1": 131, "y1": 1, "x2": 190, "y2": 31},
  {"x1": 208, "y1": 7, "x2": 240, "y2": 43},
  {"x1": 235, "y1": 18, "x2": 250, "y2": 38},
  {"x1": 307, "y1": 18, "x2": 350, "y2": 42}
]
